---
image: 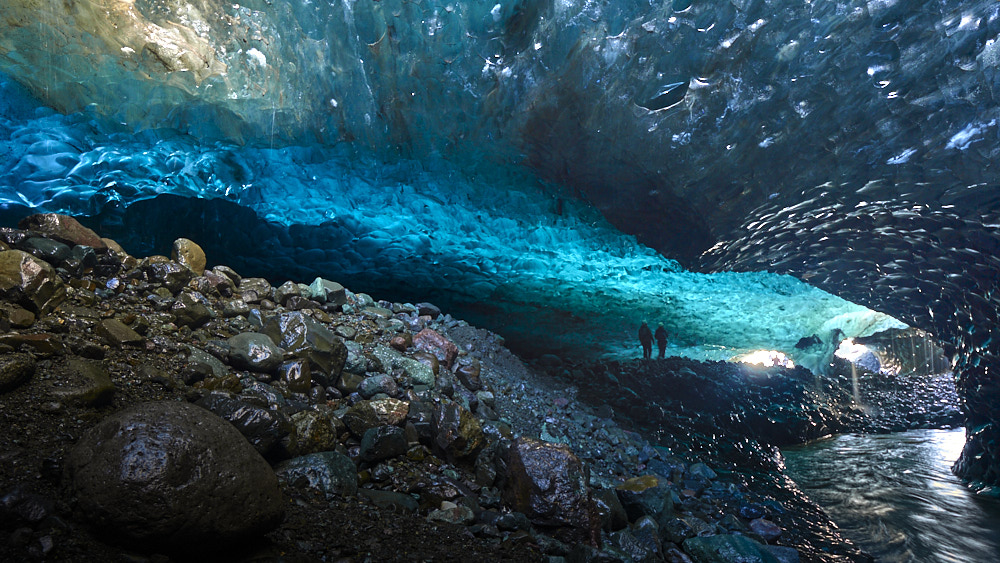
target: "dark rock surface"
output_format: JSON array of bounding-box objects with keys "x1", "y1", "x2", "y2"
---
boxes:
[{"x1": 64, "y1": 401, "x2": 284, "y2": 550}]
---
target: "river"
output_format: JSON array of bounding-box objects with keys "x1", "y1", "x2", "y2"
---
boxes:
[{"x1": 782, "y1": 429, "x2": 1000, "y2": 562}]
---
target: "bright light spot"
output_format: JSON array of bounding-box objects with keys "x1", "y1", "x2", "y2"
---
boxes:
[
  {"x1": 735, "y1": 350, "x2": 795, "y2": 368},
  {"x1": 835, "y1": 338, "x2": 870, "y2": 362}
]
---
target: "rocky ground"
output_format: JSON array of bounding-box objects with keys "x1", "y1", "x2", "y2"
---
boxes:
[{"x1": 0, "y1": 214, "x2": 964, "y2": 562}]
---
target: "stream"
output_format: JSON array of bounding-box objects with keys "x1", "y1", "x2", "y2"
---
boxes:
[{"x1": 782, "y1": 429, "x2": 1000, "y2": 562}]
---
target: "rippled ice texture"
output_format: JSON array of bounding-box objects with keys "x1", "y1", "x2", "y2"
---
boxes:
[{"x1": 0, "y1": 72, "x2": 902, "y2": 361}]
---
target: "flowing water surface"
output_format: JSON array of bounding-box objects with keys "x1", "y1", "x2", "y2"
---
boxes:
[{"x1": 783, "y1": 429, "x2": 1000, "y2": 562}]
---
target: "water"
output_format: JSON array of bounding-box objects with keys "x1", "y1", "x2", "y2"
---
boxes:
[{"x1": 782, "y1": 429, "x2": 1000, "y2": 562}]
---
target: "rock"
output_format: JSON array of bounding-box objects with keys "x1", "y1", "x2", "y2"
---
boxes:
[
  {"x1": 49, "y1": 358, "x2": 115, "y2": 407},
  {"x1": 372, "y1": 344, "x2": 435, "y2": 387},
  {"x1": 434, "y1": 401, "x2": 484, "y2": 462},
  {"x1": 359, "y1": 425, "x2": 408, "y2": 463},
  {"x1": 19, "y1": 237, "x2": 71, "y2": 266},
  {"x1": 416, "y1": 302, "x2": 441, "y2": 319},
  {"x1": 145, "y1": 260, "x2": 194, "y2": 294},
  {"x1": 616, "y1": 474, "x2": 674, "y2": 526},
  {"x1": 0, "y1": 333, "x2": 67, "y2": 355},
  {"x1": 341, "y1": 398, "x2": 409, "y2": 437},
  {"x1": 222, "y1": 298, "x2": 251, "y2": 318},
  {"x1": 65, "y1": 402, "x2": 283, "y2": 550},
  {"x1": 279, "y1": 359, "x2": 312, "y2": 393},
  {"x1": 261, "y1": 312, "x2": 346, "y2": 378},
  {"x1": 196, "y1": 392, "x2": 297, "y2": 461},
  {"x1": 291, "y1": 409, "x2": 341, "y2": 454},
  {"x1": 358, "y1": 489, "x2": 418, "y2": 513},
  {"x1": 337, "y1": 371, "x2": 365, "y2": 395},
  {"x1": 308, "y1": 277, "x2": 347, "y2": 308},
  {"x1": 593, "y1": 488, "x2": 629, "y2": 531},
  {"x1": 687, "y1": 462, "x2": 717, "y2": 480},
  {"x1": 94, "y1": 318, "x2": 144, "y2": 348},
  {"x1": 0, "y1": 250, "x2": 66, "y2": 315},
  {"x1": 427, "y1": 503, "x2": 476, "y2": 525},
  {"x1": 608, "y1": 528, "x2": 655, "y2": 562},
  {"x1": 273, "y1": 281, "x2": 301, "y2": 306},
  {"x1": 275, "y1": 451, "x2": 358, "y2": 498},
  {"x1": 749, "y1": 518, "x2": 782, "y2": 542},
  {"x1": 358, "y1": 373, "x2": 399, "y2": 399},
  {"x1": 682, "y1": 534, "x2": 778, "y2": 563},
  {"x1": 239, "y1": 277, "x2": 273, "y2": 302},
  {"x1": 184, "y1": 345, "x2": 229, "y2": 378},
  {"x1": 455, "y1": 357, "x2": 482, "y2": 391},
  {"x1": 1, "y1": 303, "x2": 36, "y2": 327},
  {"x1": 171, "y1": 238, "x2": 206, "y2": 275},
  {"x1": 0, "y1": 353, "x2": 35, "y2": 393},
  {"x1": 227, "y1": 333, "x2": 284, "y2": 373},
  {"x1": 171, "y1": 291, "x2": 213, "y2": 328},
  {"x1": 413, "y1": 328, "x2": 458, "y2": 369},
  {"x1": 17, "y1": 214, "x2": 106, "y2": 249},
  {"x1": 502, "y1": 437, "x2": 597, "y2": 543}
]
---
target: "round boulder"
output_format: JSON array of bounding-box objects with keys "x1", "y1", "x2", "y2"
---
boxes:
[{"x1": 65, "y1": 401, "x2": 284, "y2": 550}]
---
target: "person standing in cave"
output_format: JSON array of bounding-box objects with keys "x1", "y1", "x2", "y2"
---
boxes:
[
  {"x1": 655, "y1": 323, "x2": 668, "y2": 359},
  {"x1": 639, "y1": 321, "x2": 653, "y2": 360}
]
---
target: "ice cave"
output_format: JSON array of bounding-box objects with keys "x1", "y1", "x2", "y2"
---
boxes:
[{"x1": 1, "y1": 0, "x2": 999, "y2": 561}]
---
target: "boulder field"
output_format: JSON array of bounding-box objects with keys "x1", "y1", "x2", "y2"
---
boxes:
[{"x1": 0, "y1": 214, "x2": 961, "y2": 562}]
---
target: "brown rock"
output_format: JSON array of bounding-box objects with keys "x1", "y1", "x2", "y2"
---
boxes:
[
  {"x1": 342, "y1": 398, "x2": 410, "y2": 437},
  {"x1": 0, "y1": 250, "x2": 67, "y2": 315},
  {"x1": 171, "y1": 238, "x2": 207, "y2": 275},
  {"x1": 17, "y1": 214, "x2": 106, "y2": 249},
  {"x1": 49, "y1": 357, "x2": 115, "y2": 406},
  {"x1": 0, "y1": 303, "x2": 35, "y2": 327},
  {"x1": 433, "y1": 401, "x2": 484, "y2": 462},
  {"x1": 95, "y1": 318, "x2": 144, "y2": 347},
  {"x1": 0, "y1": 353, "x2": 35, "y2": 393},
  {"x1": 413, "y1": 328, "x2": 458, "y2": 369}
]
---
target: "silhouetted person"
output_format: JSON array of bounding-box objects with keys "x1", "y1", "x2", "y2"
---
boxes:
[
  {"x1": 639, "y1": 322, "x2": 653, "y2": 360},
  {"x1": 655, "y1": 324, "x2": 668, "y2": 359}
]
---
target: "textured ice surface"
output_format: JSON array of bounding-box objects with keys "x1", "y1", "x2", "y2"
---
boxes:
[{"x1": 0, "y1": 73, "x2": 901, "y2": 362}]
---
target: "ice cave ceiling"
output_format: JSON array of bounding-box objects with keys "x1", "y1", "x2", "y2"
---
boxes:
[{"x1": 1, "y1": 0, "x2": 1000, "y2": 488}]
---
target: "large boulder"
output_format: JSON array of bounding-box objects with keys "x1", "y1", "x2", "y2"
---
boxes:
[
  {"x1": 17, "y1": 214, "x2": 106, "y2": 249},
  {"x1": 502, "y1": 437, "x2": 598, "y2": 544},
  {"x1": 0, "y1": 250, "x2": 66, "y2": 315},
  {"x1": 261, "y1": 312, "x2": 346, "y2": 378},
  {"x1": 65, "y1": 401, "x2": 284, "y2": 550}
]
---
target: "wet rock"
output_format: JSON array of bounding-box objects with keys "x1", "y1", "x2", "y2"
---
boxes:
[
  {"x1": 273, "y1": 281, "x2": 302, "y2": 306},
  {"x1": 261, "y1": 312, "x2": 346, "y2": 378},
  {"x1": 94, "y1": 318, "x2": 144, "y2": 348},
  {"x1": 372, "y1": 344, "x2": 435, "y2": 387},
  {"x1": 608, "y1": 527, "x2": 656, "y2": 562},
  {"x1": 171, "y1": 291, "x2": 213, "y2": 328},
  {"x1": 275, "y1": 451, "x2": 358, "y2": 498},
  {"x1": 359, "y1": 425, "x2": 408, "y2": 464},
  {"x1": 682, "y1": 534, "x2": 779, "y2": 563},
  {"x1": 749, "y1": 518, "x2": 782, "y2": 542},
  {"x1": 764, "y1": 545, "x2": 800, "y2": 563},
  {"x1": 291, "y1": 409, "x2": 341, "y2": 454},
  {"x1": 502, "y1": 437, "x2": 596, "y2": 543},
  {"x1": 0, "y1": 333, "x2": 67, "y2": 356},
  {"x1": 616, "y1": 474, "x2": 674, "y2": 526},
  {"x1": 17, "y1": 214, "x2": 106, "y2": 249},
  {"x1": 19, "y1": 237, "x2": 70, "y2": 266},
  {"x1": 358, "y1": 489, "x2": 418, "y2": 513},
  {"x1": 196, "y1": 392, "x2": 297, "y2": 461},
  {"x1": 239, "y1": 277, "x2": 273, "y2": 303},
  {"x1": 434, "y1": 401, "x2": 484, "y2": 462},
  {"x1": 65, "y1": 401, "x2": 283, "y2": 549},
  {"x1": 662, "y1": 517, "x2": 698, "y2": 545},
  {"x1": 145, "y1": 260, "x2": 194, "y2": 294},
  {"x1": 337, "y1": 371, "x2": 365, "y2": 395},
  {"x1": 222, "y1": 298, "x2": 251, "y2": 318},
  {"x1": 687, "y1": 462, "x2": 717, "y2": 480},
  {"x1": 359, "y1": 373, "x2": 399, "y2": 399},
  {"x1": 279, "y1": 359, "x2": 312, "y2": 393},
  {"x1": 593, "y1": 488, "x2": 629, "y2": 532},
  {"x1": 0, "y1": 303, "x2": 35, "y2": 327},
  {"x1": 171, "y1": 238, "x2": 206, "y2": 275},
  {"x1": 413, "y1": 328, "x2": 458, "y2": 369},
  {"x1": 308, "y1": 277, "x2": 347, "y2": 308},
  {"x1": 341, "y1": 398, "x2": 409, "y2": 437},
  {"x1": 427, "y1": 502, "x2": 476, "y2": 525},
  {"x1": 48, "y1": 358, "x2": 115, "y2": 407},
  {"x1": 227, "y1": 333, "x2": 284, "y2": 373},
  {"x1": 0, "y1": 250, "x2": 66, "y2": 315},
  {"x1": 0, "y1": 485, "x2": 54, "y2": 525},
  {"x1": 0, "y1": 353, "x2": 35, "y2": 393},
  {"x1": 455, "y1": 357, "x2": 483, "y2": 392}
]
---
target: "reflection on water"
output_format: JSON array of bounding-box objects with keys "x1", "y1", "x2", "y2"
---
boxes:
[{"x1": 782, "y1": 429, "x2": 1000, "y2": 563}]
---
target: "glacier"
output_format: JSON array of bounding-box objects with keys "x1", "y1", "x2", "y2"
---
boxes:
[{"x1": 2, "y1": 0, "x2": 1000, "y2": 491}]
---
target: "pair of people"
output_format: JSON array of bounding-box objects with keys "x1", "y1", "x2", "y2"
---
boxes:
[{"x1": 639, "y1": 321, "x2": 668, "y2": 359}]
